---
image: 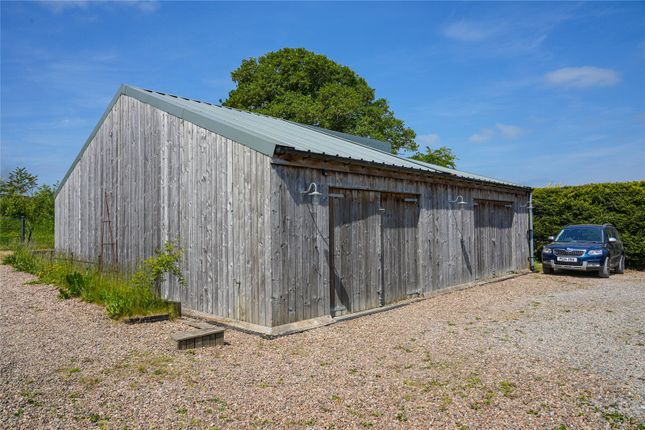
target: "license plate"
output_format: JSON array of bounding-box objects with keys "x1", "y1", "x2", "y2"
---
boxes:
[{"x1": 557, "y1": 256, "x2": 577, "y2": 262}]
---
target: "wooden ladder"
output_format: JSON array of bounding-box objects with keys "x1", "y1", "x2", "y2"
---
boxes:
[{"x1": 98, "y1": 191, "x2": 117, "y2": 271}]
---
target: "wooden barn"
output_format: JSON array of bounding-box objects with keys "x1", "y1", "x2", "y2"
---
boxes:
[{"x1": 55, "y1": 85, "x2": 532, "y2": 335}]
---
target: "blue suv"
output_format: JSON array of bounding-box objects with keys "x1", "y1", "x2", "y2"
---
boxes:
[{"x1": 541, "y1": 224, "x2": 625, "y2": 278}]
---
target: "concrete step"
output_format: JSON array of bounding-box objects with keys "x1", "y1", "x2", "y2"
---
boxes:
[{"x1": 171, "y1": 327, "x2": 225, "y2": 350}]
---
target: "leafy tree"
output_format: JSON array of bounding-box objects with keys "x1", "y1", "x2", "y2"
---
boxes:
[
  {"x1": 0, "y1": 167, "x2": 55, "y2": 244},
  {"x1": 222, "y1": 48, "x2": 417, "y2": 153},
  {"x1": 0, "y1": 167, "x2": 37, "y2": 196},
  {"x1": 411, "y1": 146, "x2": 457, "y2": 169}
]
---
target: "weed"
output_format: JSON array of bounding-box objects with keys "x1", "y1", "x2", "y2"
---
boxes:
[
  {"x1": 465, "y1": 375, "x2": 482, "y2": 389},
  {"x1": 2, "y1": 246, "x2": 38, "y2": 273},
  {"x1": 4, "y1": 243, "x2": 185, "y2": 320},
  {"x1": 59, "y1": 367, "x2": 81, "y2": 377},
  {"x1": 482, "y1": 390, "x2": 496, "y2": 406},
  {"x1": 440, "y1": 394, "x2": 453, "y2": 411},
  {"x1": 88, "y1": 413, "x2": 108, "y2": 423},
  {"x1": 209, "y1": 397, "x2": 227, "y2": 412},
  {"x1": 348, "y1": 368, "x2": 358, "y2": 375},
  {"x1": 395, "y1": 410, "x2": 408, "y2": 422},
  {"x1": 176, "y1": 407, "x2": 188, "y2": 415},
  {"x1": 498, "y1": 380, "x2": 516, "y2": 397},
  {"x1": 14, "y1": 407, "x2": 24, "y2": 417}
]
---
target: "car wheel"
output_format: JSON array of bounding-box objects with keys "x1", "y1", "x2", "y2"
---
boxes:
[
  {"x1": 542, "y1": 265, "x2": 554, "y2": 275},
  {"x1": 615, "y1": 255, "x2": 625, "y2": 274},
  {"x1": 598, "y1": 257, "x2": 610, "y2": 278}
]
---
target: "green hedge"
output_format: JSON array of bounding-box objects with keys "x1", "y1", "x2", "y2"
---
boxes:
[{"x1": 533, "y1": 181, "x2": 645, "y2": 269}]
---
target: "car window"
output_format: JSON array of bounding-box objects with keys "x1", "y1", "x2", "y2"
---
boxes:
[
  {"x1": 605, "y1": 228, "x2": 614, "y2": 240},
  {"x1": 612, "y1": 228, "x2": 621, "y2": 240},
  {"x1": 556, "y1": 227, "x2": 603, "y2": 243}
]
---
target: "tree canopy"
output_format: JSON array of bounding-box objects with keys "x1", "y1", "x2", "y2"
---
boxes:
[
  {"x1": 222, "y1": 48, "x2": 418, "y2": 153},
  {"x1": 0, "y1": 167, "x2": 55, "y2": 244},
  {"x1": 411, "y1": 146, "x2": 457, "y2": 169}
]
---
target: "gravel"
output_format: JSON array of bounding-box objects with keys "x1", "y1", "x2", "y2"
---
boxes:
[{"x1": 1, "y1": 263, "x2": 643, "y2": 429}]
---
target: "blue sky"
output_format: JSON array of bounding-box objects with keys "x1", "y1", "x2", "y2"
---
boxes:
[{"x1": 1, "y1": 1, "x2": 644, "y2": 187}]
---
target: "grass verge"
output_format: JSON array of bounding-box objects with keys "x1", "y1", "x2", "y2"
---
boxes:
[{"x1": 2, "y1": 244, "x2": 183, "y2": 320}]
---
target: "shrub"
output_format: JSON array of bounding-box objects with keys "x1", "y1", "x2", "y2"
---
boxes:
[
  {"x1": 131, "y1": 240, "x2": 186, "y2": 294},
  {"x1": 533, "y1": 181, "x2": 645, "y2": 268}
]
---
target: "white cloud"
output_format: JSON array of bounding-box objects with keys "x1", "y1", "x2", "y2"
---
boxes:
[
  {"x1": 416, "y1": 133, "x2": 440, "y2": 147},
  {"x1": 469, "y1": 124, "x2": 525, "y2": 143},
  {"x1": 39, "y1": 1, "x2": 89, "y2": 13},
  {"x1": 442, "y1": 21, "x2": 496, "y2": 42},
  {"x1": 39, "y1": 0, "x2": 159, "y2": 14},
  {"x1": 495, "y1": 123, "x2": 524, "y2": 139},
  {"x1": 469, "y1": 128, "x2": 494, "y2": 143},
  {"x1": 545, "y1": 66, "x2": 620, "y2": 88}
]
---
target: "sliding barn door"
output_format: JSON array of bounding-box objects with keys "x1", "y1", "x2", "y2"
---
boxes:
[
  {"x1": 329, "y1": 189, "x2": 382, "y2": 316},
  {"x1": 329, "y1": 189, "x2": 420, "y2": 316},
  {"x1": 381, "y1": 193, "x2": 420, "y2": 304},
  {"x1": 474, "y1": 200, "x2": 514, "y2": 279}
]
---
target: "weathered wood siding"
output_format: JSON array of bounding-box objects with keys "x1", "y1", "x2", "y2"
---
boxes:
[
  {"x1": 55, "y1": 95, "x2": 273, "y2": 326},
  {"x1": 56, "y1": 94, "x2": 528, "y2": 330},
  {"x1": 270, "y1": 162, "x2": 529, "y2": 326}
]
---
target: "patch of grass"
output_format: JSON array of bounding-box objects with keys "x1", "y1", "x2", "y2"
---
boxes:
[
  {"x1": 3, "y1": 243, "x2": 183, "y2": 319},
  {"x1": 482, "y1": 390, "x2": 496, "y2": 406},
  {"x1": 14, "y1": 407, "x2": 24, "y2": 417},
  {"x1": 439, "y1": 394, "x2": 453, "y2": 411},
  {"x1": 131, "y1": 352, "x2": 173, "y2": 378},
  {"x1": 59, "y1": 366, "x2": 81, "y2": 377},
  {"x1": 464, "y1": 374, "x2": 482, "y2": 389},
  {"x1": 395, "y1": 410, "x2": 408, "y2": 422},
  {"x1": 498, "y1": 380, "x2": 516, "y2": 397}
]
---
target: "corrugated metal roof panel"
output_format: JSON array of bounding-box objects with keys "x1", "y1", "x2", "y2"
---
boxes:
[
  {"x1": 130, "y1": 86, "x2": 525, "y2": 188},
  {"x1": 57, "y1": 85, "x2": 528, "y2": 195}
]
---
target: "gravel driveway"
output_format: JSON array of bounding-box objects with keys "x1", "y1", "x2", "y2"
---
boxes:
[{"x1": 1, "y1": 264, "x2": 643, "y2": 429}]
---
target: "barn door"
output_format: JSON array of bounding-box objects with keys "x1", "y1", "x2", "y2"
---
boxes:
[
  {"x1": 474, "y1": 200, "x2": 514, "y2": 279},
  {"x1": 381, "y1": 193, "x2": 420, "y2": 304},
  {"x1": 329, "y1": 189, "x2": 382, "y2": 316}
]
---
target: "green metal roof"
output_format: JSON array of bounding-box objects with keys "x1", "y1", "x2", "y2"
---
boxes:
[{"x1": 57, "y1": 84, "x2": 529, "y2": 195}]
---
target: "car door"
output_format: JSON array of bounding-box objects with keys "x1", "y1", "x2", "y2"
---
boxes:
[
  {"x1": 611, "y1": 227, "x2": 623, "y2": 265},
  {"x1": 605, "y1": 227, "x2": 619, "y2": 266}
]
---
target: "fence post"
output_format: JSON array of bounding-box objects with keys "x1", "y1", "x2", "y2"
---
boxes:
[{"x1": 20, "y1": 216, "x2": 25, "y2": 243}]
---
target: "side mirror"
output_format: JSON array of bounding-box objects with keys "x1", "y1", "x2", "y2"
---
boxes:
[
  {"x1": 548, "y1": 236, "x2": 555, "y2": 241},
  {"x1": 608, "y1": 237, "x2": 617, "y2": 243}
]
